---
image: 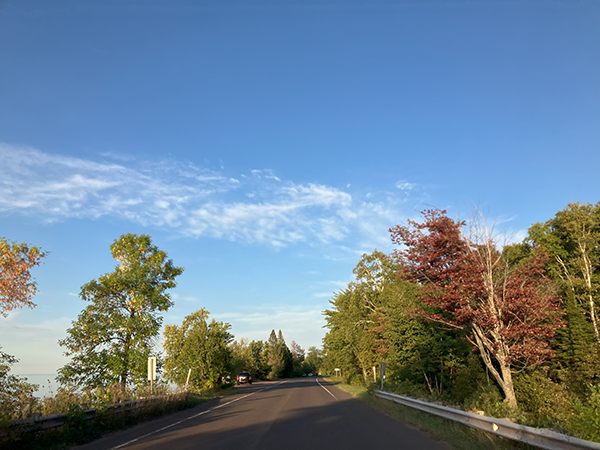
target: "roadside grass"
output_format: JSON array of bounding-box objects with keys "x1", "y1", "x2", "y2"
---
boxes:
[
  {"x1": 324, "y1": 377, "x2": 537, "y2": 450},
  {"x1": 1, "y1": 388, "x2": 239, "y2": 450}
]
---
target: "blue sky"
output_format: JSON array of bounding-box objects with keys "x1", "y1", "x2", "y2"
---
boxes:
[{"x1": 0, "y1": 0, "x2": 598, "y2": 374}]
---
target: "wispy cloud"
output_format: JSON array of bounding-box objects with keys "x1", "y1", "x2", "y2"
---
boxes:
[
  {"x1": 396, "y1": 180, "x2": 415, "y2": 191},
  {"x1": 0, "y1": 143, "x2": 415, "y2": 249}
]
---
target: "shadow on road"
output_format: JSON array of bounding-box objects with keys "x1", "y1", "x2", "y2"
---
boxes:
[{"x1": 95, "y1": 378, "x2": 448, "y2": 450}]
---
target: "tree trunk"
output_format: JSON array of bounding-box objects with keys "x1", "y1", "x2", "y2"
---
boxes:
[
  {"x1": 472, "y1": 324, "x2": 518, "y2": 408},
  {"x1": 499, "y1": 362, "x2": 517, "y2": 408}
]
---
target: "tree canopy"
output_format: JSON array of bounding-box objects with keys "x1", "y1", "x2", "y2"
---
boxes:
[
  {"x1": 390, "y1": 209, "x2": 564, "y2": 407},
  {"x1": 58, "y1": 234, "x2": 184, "y2": 389},
  {"x1": 0, "y1": 238, "x2": 47, "y2": 317},
  {"x1": 163, "y1": 308, "x2": 233, "y2": 390}
]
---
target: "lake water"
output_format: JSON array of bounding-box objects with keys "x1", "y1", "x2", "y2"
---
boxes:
[
  {"x1": 16, "y1": 374, "x2": 179, "y2": 398},
  {"x1": 16, "y1": 374, "x2": 59, "y2": 398}
]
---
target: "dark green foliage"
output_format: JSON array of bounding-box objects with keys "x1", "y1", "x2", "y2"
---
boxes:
[
  {"x1": 278, "y1": 331, "x2": 293, "y2": 378},
  {"x1": 302, "y1": 346, "x2": 322, "y2": 375},
  {"x1": 550, "y1": 295, "x2": 600, "y2": 395},
  {"x1": 265, "y1": 330, "x2": 292, "y2": 379}
]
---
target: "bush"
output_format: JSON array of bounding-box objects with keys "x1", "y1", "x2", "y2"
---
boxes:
[
  {"x1": 569, "y1": 384, "x2": 600, "y2": 442},
  {"x1": 465, "y1": 382, "x2": 521, "y2": 420},
  {"x1": 514, "y1": 371, "x2": 574, "y2": 431}
]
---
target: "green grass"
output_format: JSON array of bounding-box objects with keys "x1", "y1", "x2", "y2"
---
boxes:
[{"x1": 324, "y1": 377, "x2": 537, "y2": 450}]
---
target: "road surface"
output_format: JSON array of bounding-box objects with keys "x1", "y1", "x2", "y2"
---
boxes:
[{"x1": 76, "y1": 377, "x2": 450, "y2": 450}]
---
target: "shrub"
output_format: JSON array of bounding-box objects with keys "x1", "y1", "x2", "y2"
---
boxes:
[
  {"x1": 569, "y1": 384, "x2": 600, "y2": 442},
  {"x1": 465, "y1": 382, "x2": 520, "y2": 420},
  {"x1": 514, "y1": 371, "x2": 574, "y2": 431}
]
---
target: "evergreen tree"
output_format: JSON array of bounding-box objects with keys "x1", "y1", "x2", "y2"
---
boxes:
[
  {"x1": 267, "y1": 330, "x2": 284, "y2": 379},
  {"x1": 278, "y1": 330, "x2": 293, "y2": 378}
]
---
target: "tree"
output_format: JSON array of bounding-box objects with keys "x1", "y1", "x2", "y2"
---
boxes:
[
  {"x1": 230, "y1": 338, "x2": 256, "y2": 377},
  {"x1": 58, "y1": 234, "x2": 183, "y2": 390},
  {"x1": 303, "y1": 346, "x2": 323, "y2": 375},
  {"x1": 266, "y1": 330, "x2": 283, "y2": 379},
  {"x1": 524, "y1": 202, "x2": 600, "y2": 391},
  {"x1": 527, "y1": 202, "x2": 600, "y2": 346},
  {"x1": 249, "y1": 340, "x2": 270, "y2": 380},
  {"x1": 0, "y1": 238, "x2": 45, "y2": 420},
  {"x1": 390, "y1": 209, "x2": 563, "y2": 407},
  {"x1": 163, "y1": 309, "x2": 233, "y2": 390},
  {"x1": 278, "y1": 331, "x2": 293, "y2": 378},
  {"x1": 1, "y1": 238, "x2": 47, "y2": 317},
  {"x1": 323, "y1": 251, "x2": 425, "y2": 385},
  {"x1": 266, "y1": 330, "x2": 292, "y2": 379},
  {"x1": 290, "y1": 341, "x2": 305, "y2": 376}
]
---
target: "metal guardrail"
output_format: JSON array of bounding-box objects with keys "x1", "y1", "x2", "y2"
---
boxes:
[
  {"x1": 5, "y1": 391, "x2": 189, "y2": 434},
  {"x1": 373, "y1": 390, "x2": 600, "y2": 450}
]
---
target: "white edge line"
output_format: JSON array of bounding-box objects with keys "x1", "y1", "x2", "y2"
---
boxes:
[
  {"x1": 316, "y1": 378, "x2": 338, "y2": 401},
  {"x1": 112, "y1": 381, "x2": 286, "y2": 449}
]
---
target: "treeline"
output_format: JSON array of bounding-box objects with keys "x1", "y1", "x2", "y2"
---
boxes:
[
  {"x1": 0, "y1": 233, "x2": 321, "y2": 423},
  {"x1": 321, "y1": 202, "x2": 599, "y2": 442}
]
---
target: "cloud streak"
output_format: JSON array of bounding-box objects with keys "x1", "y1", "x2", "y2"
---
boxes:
[{"x1": 0, "y1": 143, "x2": 413, "y2": 249}]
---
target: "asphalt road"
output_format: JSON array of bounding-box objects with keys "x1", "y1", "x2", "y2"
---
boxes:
[{"x1": 76, "y1": 378, "x2": 450, "y2": 450}]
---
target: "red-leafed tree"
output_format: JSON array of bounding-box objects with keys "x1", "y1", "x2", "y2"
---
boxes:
[{"x1": 390, "y1": 209, "x2": 563, "y2": 407}]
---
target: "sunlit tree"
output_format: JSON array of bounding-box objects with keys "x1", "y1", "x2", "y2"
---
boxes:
[
  {"x1": 58, "y1": 234, "x2": 183, "y2": 390},
  {"x1": 390, "y1": 209, "x2": 563, "y2": 407},
  {"x1": 1, "y1": 238, "x2": 47, "y2": 317}
]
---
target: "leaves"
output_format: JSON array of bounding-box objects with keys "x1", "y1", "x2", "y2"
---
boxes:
[
  {"x1": 163, "y1": 309, "x2": 233, "y2": 390},
  {"x1": 0, "y1": 238, "x2": 47, "y2": 317},
  {"x1": 58, "y1": 234, "x2": 183, "y2": 389},
  {"x1": 390, "y1": 208, "x2": 564, "y2": 407}
]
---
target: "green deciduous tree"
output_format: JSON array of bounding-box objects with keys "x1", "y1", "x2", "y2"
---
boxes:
[
  {"x1": 525, "y1": 202, "x2": 600, "y2": 390},
  {"x1": 323, "y1": 251, "x2": 426, "y2": 385},
  {"x1": 163, "y1": 309, "x2": 233, "y2": 390},
  {"x1": 58, "y1": 234, "x2": 183, "y2": 390},
  {"x1": 231, "y1": 338, "x2": 256, "y2": 377},
  {"x1": 249, "y1": 340, "x2": 271, "y2": 380},
  {"x1": 303, "y1": 346, "x2": 323, "y2": 375}
]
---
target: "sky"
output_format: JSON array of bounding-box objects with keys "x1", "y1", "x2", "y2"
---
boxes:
[{"x1": 0, "y1": 0, "x2": 598, "y2": 375}]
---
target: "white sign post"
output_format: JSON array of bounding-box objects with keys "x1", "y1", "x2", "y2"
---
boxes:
[
  {"x1": 380, "y1": 361, "x2": 386, "y2": 390},
  {"x1": 148, "y1": 357, "x2": 157, "y2": 395},
  {"x1": 334, "y1": 368, "x2": 341, "y2": 378}
]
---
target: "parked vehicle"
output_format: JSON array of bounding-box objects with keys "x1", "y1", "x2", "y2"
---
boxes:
[{"x1": 237, "y1": 372, "x2": 252, "y2": 384}]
